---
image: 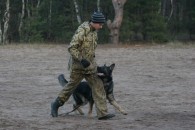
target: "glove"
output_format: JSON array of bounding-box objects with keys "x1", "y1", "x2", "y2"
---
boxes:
[{"x1": 80, "y1": 59, "x2": 90, "y2": 68}]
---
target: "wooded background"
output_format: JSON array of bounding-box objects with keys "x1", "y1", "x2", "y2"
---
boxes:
[{"x1": 0, "y1": 0, "x2": 195, "y2": 44}]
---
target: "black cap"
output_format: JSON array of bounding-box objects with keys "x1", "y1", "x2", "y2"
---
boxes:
[{"x1": 91, "y1": 12, "x2": 106, "y2": 23}]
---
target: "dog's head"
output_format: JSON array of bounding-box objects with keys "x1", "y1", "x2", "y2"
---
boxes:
[{"x1": 97, "y1": 63, "x2": 115, "y2": 77}]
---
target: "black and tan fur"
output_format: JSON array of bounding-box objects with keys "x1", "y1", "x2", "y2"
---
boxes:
[{"x1": 58, "y1": 63, "x2": 127, "y2": 116}]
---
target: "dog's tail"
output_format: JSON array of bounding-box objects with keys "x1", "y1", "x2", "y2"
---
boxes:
[{"x1": 58, "y1": 74, "x2": 68, "y2": 87}]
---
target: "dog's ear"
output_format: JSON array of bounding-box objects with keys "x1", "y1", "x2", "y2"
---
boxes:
[{"x1": 110, "y1": 63, "x2": 115, "y2": 70}]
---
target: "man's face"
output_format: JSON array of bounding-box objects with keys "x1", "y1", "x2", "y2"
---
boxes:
[{"x1": 92, "y1": 23, "x2": 104, "y2": 30}]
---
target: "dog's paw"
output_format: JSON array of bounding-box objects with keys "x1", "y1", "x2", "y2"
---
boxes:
[
  {"x1": 120, "y1": 110, "x2": 128, "y2": 115},
  {"x1": 80, "y1": 112, "x2": 84, "y2": 115},
  {"x1": 77, "y1": 110, "x2": 84, "y2": 115},
  {"x1": 88, "y1": 113, "x2": 93, "y2": 118}
]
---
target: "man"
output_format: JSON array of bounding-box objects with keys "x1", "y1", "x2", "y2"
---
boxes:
[{"x1": 51, "y1": 11, "x2": 115, "y2": 120}]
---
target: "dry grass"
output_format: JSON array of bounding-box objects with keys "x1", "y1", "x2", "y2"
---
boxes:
[
  {"x1": 1, "y1": 43, "x2": 195, "y2": 130},
  {"x1": 1, "y1": 41, "x2": 195, "y2": 49}
]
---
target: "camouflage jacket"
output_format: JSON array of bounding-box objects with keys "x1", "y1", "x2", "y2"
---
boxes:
[{"x1": 68, "y1": 21, "x2": 98, "y2": 74}]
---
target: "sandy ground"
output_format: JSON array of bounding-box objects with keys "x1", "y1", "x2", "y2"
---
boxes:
[{"x1": 0, "y1": 44, "x2": 195, "y2": 130}]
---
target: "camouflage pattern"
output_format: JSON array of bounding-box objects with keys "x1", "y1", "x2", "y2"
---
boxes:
[
  {"x1": 68, "y1": 21, "x2": 98, "y2": 74},
  {"x1": 58, "y1": 21, "x2": 109, "y2": 118}
]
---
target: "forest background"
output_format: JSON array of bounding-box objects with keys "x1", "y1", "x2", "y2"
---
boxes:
[{"x1": 0, "y1": 0, "x2": 195, "y2": 45}]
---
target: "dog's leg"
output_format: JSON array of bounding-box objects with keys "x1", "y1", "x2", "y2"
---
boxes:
[
  {"x1": 110, "y1": 100, "x2": 127, "y2": 115},
  {"x1": 73, "y1": 105, "x2": 78, "y2": 114},
  {"x1": 73, "y1": 104, "x2": 84, "y2": 115},
  {"x1": 88, "y1": 100, "x2": 94, "y2": 117},
  {"x1": 77, "y1": 107, "x2": 84, "y2": 115}
]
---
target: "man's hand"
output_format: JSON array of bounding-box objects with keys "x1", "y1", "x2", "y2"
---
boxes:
[{"x1": 80, "y1": 59, "x2": 90, "y2": 68}]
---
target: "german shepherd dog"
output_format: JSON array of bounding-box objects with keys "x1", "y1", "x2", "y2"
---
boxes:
[{"x1": 58, "y1": 63, "x2": 127, "y2": 116}]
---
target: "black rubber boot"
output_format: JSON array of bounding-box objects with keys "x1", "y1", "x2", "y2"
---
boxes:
[
  {"x1": 58, "y1": 74, "x2": 68, "y2": 87},
  {"x1": 98, "y1": 114, "x2": 115, "y2": 120},
  {"x1": 51, "y1": 97, "x2": 64, "y2": 117}
]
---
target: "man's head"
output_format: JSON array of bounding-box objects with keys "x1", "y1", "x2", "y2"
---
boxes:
[{"x1": 90, "y1": 11, "x2": 106, "y2": 30}]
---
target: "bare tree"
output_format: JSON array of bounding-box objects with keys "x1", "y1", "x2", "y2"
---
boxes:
[
  {"x1": 19, "y1": 0, "x2": 25, "y2": 41},
  {"x1": 26, "y1": 0, "x2": 31, "y2": 18},
  {"x1": 0, "y1": 9, "x2": 2, "y2": 44},
  {"x1": 97, "y1": 0, "x2": 100, "y2": 12},
  {"x1": 0, "y1": 21, "x2": 2, "y2": 44},
  {"x1": 73, "y1": 0, "x2": 81, "y2": 24},
  {"x1": 161, "y1": 0, "x2": 167, "y2": 16},
  {"x1": 37, "y1": 0, "x2": 41, "y2": 8},
  {"x1": 168, "y1": 0, "x2": 173, "y2": 22},
  {"x1": 3, "y1": 0, "x2": 10, "y2": 44},
  {"x1": 107, "y1": 0, "x2": 127, "y2": 44},
  {"x1": 48, "y1": 0, "x2": 52, "y2": 39}
]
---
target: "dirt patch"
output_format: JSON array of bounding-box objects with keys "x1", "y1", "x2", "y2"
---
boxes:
[{"x1": 0, "y1": 44, "x2": 195, "y2": 130}]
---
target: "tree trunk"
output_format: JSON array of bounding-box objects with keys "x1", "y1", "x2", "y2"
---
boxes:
[
  {"x1": 26, "y1": 0, "x2": 31, "y2": 18},
  {"x1": 48, "y1": 0, "x2": 52, "y2": 39},
  {"x1": 37, "y1": 0, "x2": 41, "y2": 8},
  {"x1": 161, "y1": 0, "x2": 167, "y2": 16},
  {"x1": 168, "y1": 0, "x2": 173, "y2": 22},
  {"x1": 107, "y1": 0, "x2": 126, "y2": 44},
  {"x1": 3, "y1": 0, "x2": 10, "y2": 44},
  {"x1": 73, "y1": 0, "x2": 81, "y2": 24},
  {"x1": 0, "y1": 23, "x2": 2, "y2": 44},
  {"x1": 97, "y1": 0, "x2": 100, "y2": 12},
  {"x1": 19, "y1": 0, "x2": 25, "y2": 41}
]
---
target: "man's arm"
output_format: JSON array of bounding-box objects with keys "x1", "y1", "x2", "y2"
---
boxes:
[{"x1": 68, "y1": 27, "x2": 86, "y2": 61}]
